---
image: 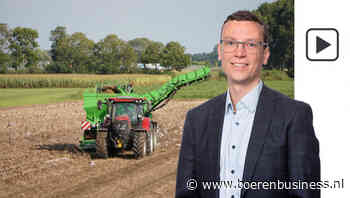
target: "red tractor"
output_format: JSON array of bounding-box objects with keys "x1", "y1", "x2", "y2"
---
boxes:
[{"x1": 91, "y1": 96, "x2": 157, "y2": 158}]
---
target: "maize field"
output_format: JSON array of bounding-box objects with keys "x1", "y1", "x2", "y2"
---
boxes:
[{"x1": 0, "y1": 74, "x2": 171, "y2": 88}]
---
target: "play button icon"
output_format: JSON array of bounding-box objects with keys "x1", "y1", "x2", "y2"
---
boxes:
[
  {"x1": 306, "y1": 28, "x2": 339, "y2": 61},
  {"x1": 316, "y1": 36, "x2": 331, "y2": 53}
]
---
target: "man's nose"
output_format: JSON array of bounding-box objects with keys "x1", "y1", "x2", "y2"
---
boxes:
[{"x1": 233, "y1": 44, "x2": 247, "y2": 57}]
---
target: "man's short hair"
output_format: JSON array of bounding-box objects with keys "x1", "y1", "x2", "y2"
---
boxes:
[{"x1": 221, "y1": 10, "x2": 269, "y2": 44}]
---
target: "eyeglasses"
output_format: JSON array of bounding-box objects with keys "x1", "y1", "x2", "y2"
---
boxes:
[{"x1": 220, "y1": 39, "x2": 268, "y2": 53}]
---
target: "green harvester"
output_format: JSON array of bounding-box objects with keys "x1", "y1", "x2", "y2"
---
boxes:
[{"x1": 80, "y1": 66, "x2": 210, "y2": 158}]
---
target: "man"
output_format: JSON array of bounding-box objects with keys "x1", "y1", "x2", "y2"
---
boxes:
[{"x1": 175, "y1": 10, "x2": 320, "y2": 198}]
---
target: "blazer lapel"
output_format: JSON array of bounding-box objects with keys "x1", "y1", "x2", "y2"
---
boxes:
[
  {"x1": 240, "y1": 85, "x2": 276, "y2": 198},
  {"x1": 207, "y1": 93, "x2": 226, "y2": 198}
]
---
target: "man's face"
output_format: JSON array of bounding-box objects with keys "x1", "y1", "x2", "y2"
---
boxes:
[{"x1": 218, "y1": 20, "x2": 270, "y2": 86}]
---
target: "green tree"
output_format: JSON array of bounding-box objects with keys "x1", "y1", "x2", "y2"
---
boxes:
[
  {"x1": 0, "y1": 52, "x2": 10, "y2": 73},
  {"x1": 253, "y1": 0, "x2": 294, "y2": 74},
  {"x1": 120, "y1": 43, "x2": 137, "y2": 73},
  {"x1": 49, "y1": 26, "x2": 70, "y2": 63},
  {"x1": 141, "y1": 42, "x2": 163, "y2": 65},
  {"x1": 8, "y1": 27, "x2": 39, "y2": 71},
  {"x1": 69, "y1": 32, "x2": 95, "y2": 73},
  {"x1": 48, "y1": 27, "x2": 95, "y2": 73},
  {"x1": 191, "y1": 44, "x2": 218, "y2": 67},
  {"x1": 128, "y1": 37, "x2": 152, "y2": 62},
  {"x1": 94, "y1": 34, "x2": 125, "y2": 74},
  {"x1": 183, "y1": 53, "x2": 192, "y2": 67},
  {"x1": 36, "y1": 49, "x2": 51, "y2": 71},
  {"x1": 48, "y1": 26, "x2": 73, "y2": 73},
  {"x1": 161, "y1": 41, "x2": 189, "y2": 71},
  {"x1": 0, "y1": 24, "x2": 11, "y2": 73},
  {"x1": 24, "y1": 48, "x2": 51, "y2": 73}
]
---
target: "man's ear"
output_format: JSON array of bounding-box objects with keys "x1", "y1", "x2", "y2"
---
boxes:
[
  {"x1": 263, "y1": 47, "x2": 270, "y2": 65},
  {"x1": 218, "y1": 43, "x2": 222, "y2": 61}
]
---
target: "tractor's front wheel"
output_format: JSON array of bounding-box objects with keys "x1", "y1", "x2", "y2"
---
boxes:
[
  {"x1": 132, "y1": 131, "x2": 147, "y2": 159},
  {"x1": 96, "y1": 131, "x2": 110, "y2": 158}
]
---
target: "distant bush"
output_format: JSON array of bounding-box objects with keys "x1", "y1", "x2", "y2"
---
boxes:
[
  {"x1": 218, "y1": 71, "x2": 227, "y2": 80},
  {"x1": 261, "y1": 69, "x2": 291, "y2": 81},
  {"x1": 45, "y1": 62, "x2": 73, "y2": 73},
  {"x1": 207, "y1": 68, "x2": 291, "y2": 81}
]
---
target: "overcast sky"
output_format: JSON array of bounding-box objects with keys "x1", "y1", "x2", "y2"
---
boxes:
[{"x1": 0, "y1": 0, "x2": 275, "y2": 54}]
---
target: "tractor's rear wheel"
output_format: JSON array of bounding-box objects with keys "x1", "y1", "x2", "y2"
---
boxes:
[
  {"x1": 151, "y1": 122, "x2": 158, "y2": 152},
  {"x1": 146, "y1": 131, "x2": 153, "y2": 155},
  {"x1": 152, "y1": 126, "x2": 158, "y2": 152},
  {"x1": 96, "y1": 131, "x2": 109, "y2": 158},
  {"x1": 132, "y1": 132, "x2": 147, "y2": 159}
]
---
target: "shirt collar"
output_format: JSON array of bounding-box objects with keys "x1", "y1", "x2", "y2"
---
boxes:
[{"x1": 225, "y1": 80, "x2": 263, "y2": 114}]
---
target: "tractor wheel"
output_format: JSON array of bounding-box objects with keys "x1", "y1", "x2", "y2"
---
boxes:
[
  {"x1": 96, "y1": 131, "x2": 109, "y2": 158},
  {"x1": 146, "y1": 131, "x2": 153, "y2": 155},
  {"x1": 152, "y1": 124, "x2": 158, "y2": 152},
  {"x1": 132, "y1": 132, "x2": 147, "y2": 159}
]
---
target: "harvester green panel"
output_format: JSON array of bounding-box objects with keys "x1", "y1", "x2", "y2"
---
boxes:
[
  {"x1": 83, "y1": 92, "x2": 113, "y2": 125},
  {"x1": 83, "y1": 66, "x2": 210, "y2": 125}
]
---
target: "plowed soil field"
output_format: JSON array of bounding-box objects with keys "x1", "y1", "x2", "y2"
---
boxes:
[{"x1": 0, "y1": 100, "x2": 205, "y2": 198}]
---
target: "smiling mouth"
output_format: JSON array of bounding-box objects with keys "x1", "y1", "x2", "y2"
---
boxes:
[{"x1": 231, "y1": 63, "x2": 248, "y2": 67}]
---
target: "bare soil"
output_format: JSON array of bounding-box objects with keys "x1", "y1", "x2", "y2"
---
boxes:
[{"x1": 0, "y1": 100, "x2": 205, "y2": 198}]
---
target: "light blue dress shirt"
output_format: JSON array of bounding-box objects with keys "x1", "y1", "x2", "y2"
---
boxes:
[{"x1": 219, "y1": 80, "x2": 263, "y2": 198}]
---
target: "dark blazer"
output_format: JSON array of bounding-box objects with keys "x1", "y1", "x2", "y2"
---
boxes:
[{"x1": 175, "y1": 84, "x2": 320, "y2": 198}]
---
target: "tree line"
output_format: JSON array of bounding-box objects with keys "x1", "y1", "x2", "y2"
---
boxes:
[
  {"x1": 1, "y1": 0, "x2": 293, "y2": 75},
  {"x1": 0, "y1": 25, "x2": 191, "y2": 74},
  {"x1": 192, "y1": 0, "x2": 294, "y2": 77}
]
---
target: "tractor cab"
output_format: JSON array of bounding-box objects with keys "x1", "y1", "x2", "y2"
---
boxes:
[{"x1": 106, "y1": 97, "x2": 147, "y2": 126}]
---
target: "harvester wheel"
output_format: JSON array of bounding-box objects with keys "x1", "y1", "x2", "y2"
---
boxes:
[
  {"x1": 96, "y1": 131, "x2": 109, "y2": 158},
  {"x1": 132, "y1": 132, "x2": 147, "y2": 159}
]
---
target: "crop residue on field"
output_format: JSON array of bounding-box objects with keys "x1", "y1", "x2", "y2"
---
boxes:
[{"x1": 0, "y1": 99, "x2": 205, "y2": 198}]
